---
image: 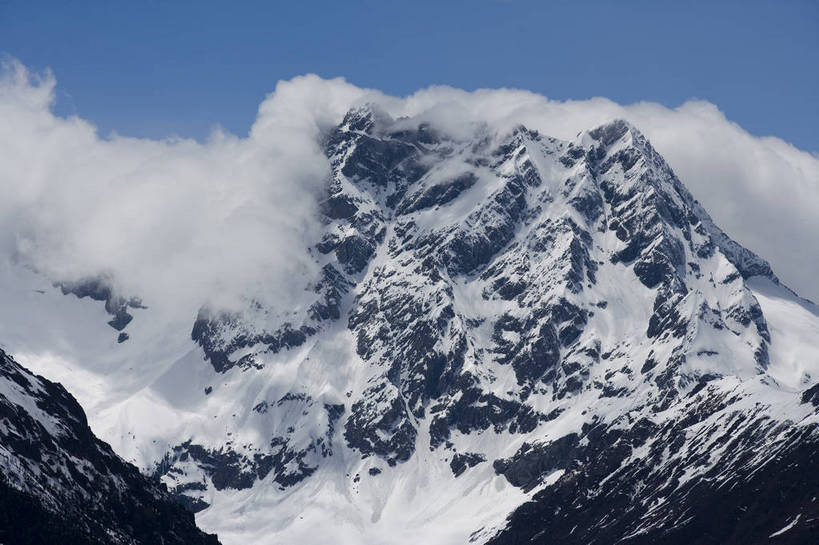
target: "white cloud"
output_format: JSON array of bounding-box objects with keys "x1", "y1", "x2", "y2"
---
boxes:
[
  {"x1": 0, "y1": 63, "x2": 376, "y2": 323},
  {"x1": 1, "y1": 59, "x2": 817, "y2": 319}
]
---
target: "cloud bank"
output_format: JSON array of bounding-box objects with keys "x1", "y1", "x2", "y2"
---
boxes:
[
  {"x1": 0, "y1": 61, "x2": 374, "y2": 321},
  {"x1": 1, "y1": 60, "x2": 817, "y2": 317}
]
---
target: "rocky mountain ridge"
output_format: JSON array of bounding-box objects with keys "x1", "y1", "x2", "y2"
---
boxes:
[{"x1": 3, "y1": 106, "x2": 817, "y2": 544}]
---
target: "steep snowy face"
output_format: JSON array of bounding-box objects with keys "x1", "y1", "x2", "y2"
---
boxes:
[
  {"x1": 152, "y1": 108, "x2": 819, "y2": 543},
  {"x1": 313, "y1": 110, "x2": 775, "y2": 465},
  {"x1": 5, "y1": 107, "x2": 817, "y2": 544},
  {"x1": 0, "y1": 349, "x2": 220, "y2": 545}
]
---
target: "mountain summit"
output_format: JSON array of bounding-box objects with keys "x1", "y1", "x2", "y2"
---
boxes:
[
  {"x1": 2, "y1": 108, "x2": 818, "y2": 544},
  {"x1": 164, "y1": 109, "x2": 819, "y2": 543}
]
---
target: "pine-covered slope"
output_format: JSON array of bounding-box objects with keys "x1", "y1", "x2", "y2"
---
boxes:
[
  {"x1": 0, "y1": 348, "x2": 220, "y2": 545},
  {"x1": 3, "y1": 107, "x2": 818, "y2": 544}
]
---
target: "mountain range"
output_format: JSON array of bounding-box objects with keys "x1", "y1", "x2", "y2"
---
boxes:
[{"x1": 1, "y1": 107, "x2": 818, "y2": 544}]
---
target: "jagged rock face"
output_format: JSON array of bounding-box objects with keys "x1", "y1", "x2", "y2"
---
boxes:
[
  {"x1": 58, "y1": 276, "x2": 146, "y2": 341},
  {"x1": 152, "y1": 394, "x2": 344, "y2": 510},
  {"x1": 191, "y1": 264, "x2": 351, "y2": 374},
  {"x1": 0, "y1": 349, "x2": 219, "y2": 545},
  {"x1": 149, "y1": 108, "x2": 819, "y2": 543}
]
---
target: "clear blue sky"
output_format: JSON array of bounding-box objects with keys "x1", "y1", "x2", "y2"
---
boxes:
[{"x1": 1, "y1": 0, "x2": 817, "y2": 151}]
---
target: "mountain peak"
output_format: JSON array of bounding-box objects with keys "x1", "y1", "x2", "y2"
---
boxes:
[
  {"x1": 587, "y1": 117, "x2": 641, "y2": 146},
  {"x1": 9, "y1": 110, "x2": 817, "y2": 544},
  {"x1": 339, "y1": 103, "x2": 393, "y2": 135}
]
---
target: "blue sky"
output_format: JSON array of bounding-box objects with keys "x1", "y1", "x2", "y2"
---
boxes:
[{"x1": 1, "y1": 0, "x2": 817, "y2": 151}]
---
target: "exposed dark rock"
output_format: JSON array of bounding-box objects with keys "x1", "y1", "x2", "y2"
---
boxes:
[
  {"x1": 335, "y1": 234, "x2": 376, "y2": 274},
  {"x1": 429, "y1": 375, "x2": 540, "y2": 449},
  {"x1": 493, "y1": 434, "x2": 579, "y2": 492},
  {"x1": 397, "y1": 172, "x2": 478, "y2": 215},
  {"x1": 344, "y1": 382, "x2": 417, "y2": 466},
  {"x1": 191, "y1": 309, "x2": 315, "y2": 373},
  {"x1": 157, "y1": 399, "x2": 342, "y2": 500},
  {"x1": 802, "y1": 383, "x2": 819, "y2": 407},
  {"x1": 58, "y1": 277, "x2": 144, "y2": 334},
  {"x1": 450, "y1": 452, "x2": 486, "y2": 477},
  {"x1": 322, "y1": 193, "x2": 359, "y2": 220}
]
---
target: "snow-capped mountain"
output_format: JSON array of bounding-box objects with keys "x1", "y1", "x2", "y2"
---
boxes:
[
  {"x1": 1, "y1": 107, "x2": 818, "y2": 544},
  {"x1": 0, "y1": 348, "x2": 220, "y2": 544}
]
